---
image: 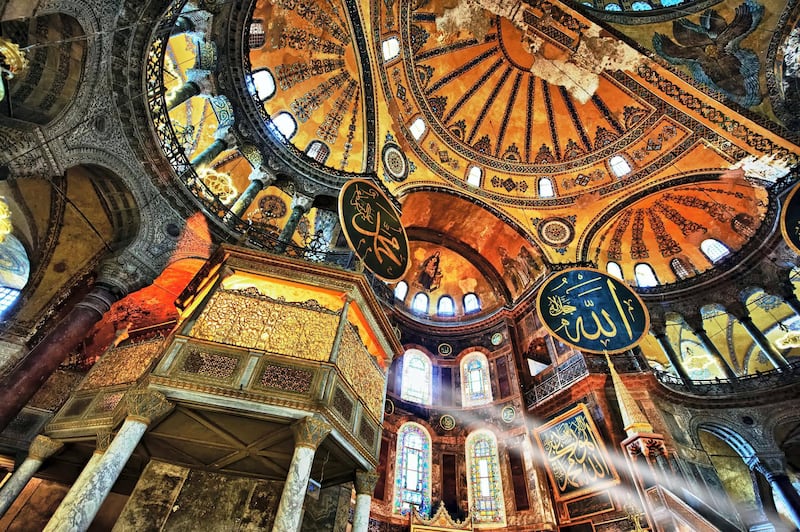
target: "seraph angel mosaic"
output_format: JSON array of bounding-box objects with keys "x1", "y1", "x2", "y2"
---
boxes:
[{"x1": 653, "y1": 0, "x2": 764, "y2": 107}]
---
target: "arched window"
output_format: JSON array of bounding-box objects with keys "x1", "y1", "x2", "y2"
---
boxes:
[
  {"x1": 701, "y1": 238, "x2": 730, "y2": 263},
  {"x1": 401, "y1": 350, "x2": 432, "y2": 405},
  {"x1": 631, "y1": 1, "x2": 652, "y2": 8},
  {"x1": 604, "y1": 3, "x2": 622, "y2": 9},
  {"x1": 252, "y1": 69, "x2": 276, "y2": 101},
  {"x1": 463, "y1": 293, "x2": 480, "y2": 314},
  {"x1": 466, "y1": 430, "x2": 506, "y2": 525},
  {"x1": 609, "y1": 155, "x2": 631, "y2": 177},
  {"x1": 606, "y1": 261, "x2": 623, "y2": 280},
  {"x1": 466, "y1": 166, "x2": 482, "y2": 187},
  {"x1": 538, "y1": 177, "x2": 555, "y2": 198},
  {"x1": 394, "y1": 281, "x2": 408, "y2": 301},
  {"x1": 382, "y1": 37, "x2": 401, "y2": 62},
  {"x1": 461, "y1": 352, "x2": 493, "y2": 406},
  {"x1": 411, "y1": 292, "x2": 429, "y2": 314},
  {"x1": 271, "y1": 111, "x2": 297, "y2": 140},
  {"x1": 437, "y1": 295, "x2": 455, "y2": 316},
  {"x1": 248, "y1": 20, "x2": 266, "y2": 48},
  {"x1": 670, "y1": 258, "x2": 692, "y2": 280},
  {"x1": 394, "y1": 422, "x2": 432, "y2": 516},
  {"x1": 305, "y1": 140, "x2": 330, "y2": 163},
  {"x1": 409, "y1": 117, "x2": 427, "y2": 141},
  {"x1": 634, "y1": 263, "x2": 658, "y2": 287},
  {"x1": 0, "y1": 235, "x2": 30, "y2": 319},
  {"x1": 659, "y1": 0, "x2": 684, "y2": 6}
]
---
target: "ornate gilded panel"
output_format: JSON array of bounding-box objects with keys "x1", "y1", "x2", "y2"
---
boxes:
[
  {"x1": 257, "y1": 363, "x2": 314, "y2": 394},
  {"x1": 533, "y1": 403, "x2": 619, "y2": 501},
  {"x1": 337, "y1": 324, "x2": 386, "y2": 419},
  {"x1": 177, "y1": 349, "x2": 242, "y2": 383},
  {"x1": 80, "y1": 338, "x2": 165, "y2": 390},
  {"x1": 192, "y1": 288, "x2": 338, "y2": 361}
]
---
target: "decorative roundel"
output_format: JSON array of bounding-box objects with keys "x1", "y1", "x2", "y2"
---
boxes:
[
  {"x1": 438, "y1": 343, "x2": 453, "y2": 356},
  {"x1": 440, "y1": 414, "x2": 456, "y2": 431},
  {"x1": 537, "y1": 217, "x2": 575, "y2": 247},
  {"x1": 490, "y1": 332, "x2": 504, "y2": 346},
  {"x1": 384, "y1": 399, "x2": 395, "y2": 416},
  {"x1": 259, "y1": 194, "x2": 288, "y2": 218},
  {"x1": 501, "y1": 405, "x2": 516, "y2": 423},
  {"x1": 382, "y1": 143, "x2": 409, "y2": 182}
]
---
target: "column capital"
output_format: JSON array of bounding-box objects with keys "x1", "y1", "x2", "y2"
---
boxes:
[
  {"x1": 354, "y1": 469, "x2": 380, "y2": 496},
  {"x1": 681, "y1": 313, "x2": 705, "y2": 333},
  {"x1": 96, "y1": 429, "x2": 113, "y2": 453},
  {"x1": 291, "y1": 193, "x2": 314, "y2": 213},
  {"x1": 74, "y1": 285, "x2": 118, "y2": 318},
  {"x1": 96, "y1": 250, "x2": 160, "y2": 297},
  {"x1": 249, "y1": 166, "x2": 276, "y2": 187},
  {"x1": 724, "y1": 301, "x2": 749, "y2": 321},
  {"x1": 123, "y1": 389, "x2": 174, "y2": 425},
  {"x1": 749, "y1": 453, "x2": 788, "y2": 480},
  {"x1": 291, "y1": 416, "x2": 331, "y2": 450},
  {"x1": 212, "y1": 125, "x2": 236, "y2": 145},
  {"x1": 28, "y1": 435, "x2": 63, "y2": 461}
]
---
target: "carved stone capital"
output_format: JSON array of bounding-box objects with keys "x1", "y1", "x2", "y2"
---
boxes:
[
  {"x1": 750, "y1": 453, "x2": 788, "y2": 480},
  {"x1": 291, "y1": 193, "x2": 314, "y2": 213},
  {"x1": 96, "y1": 428, "x2": 113, "y2": 453},
  {"x1": 291, "y1": 416, "x2": 331, "y2": 450},
  {"x1": 96, "y1": 250, "x2": 159, "y2": 297},
  {"x1": 123, "y1": 389, "x2": 174, "y2": 425},
  {"x1": 354, "y1": 469, "x2": 380, "y2": 495},
  {"x1": 28, "y1": 435, "x2": 63, "y2": 461},
  {"x1": 249, "y1": 166, "x2": 276, "y2": 187}
]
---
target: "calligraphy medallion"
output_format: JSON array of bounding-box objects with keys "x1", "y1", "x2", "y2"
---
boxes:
[
  {"x1": 338, "y1": 179, "x2": 410, "y2": 281},
  {"x1": 535, "y1": 267, "x2": 649, "y2": 354},
  {"x1": 781, "y1": 182, "x2": 800, "y2": 255}
]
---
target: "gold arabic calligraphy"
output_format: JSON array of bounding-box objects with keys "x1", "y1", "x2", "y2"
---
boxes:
[
  {"x1": 546, "y1": 273, "x2": 637, "y2": 347},
  {"x1": 541, "y1": 412, "x2": 612, "y2": 494},
  {"x1": 349, "y1": 184, "x2": 405, "y2": 270}
]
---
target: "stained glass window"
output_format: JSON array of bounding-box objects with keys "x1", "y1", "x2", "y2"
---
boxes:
[
  {"x1": 634, "y1": 263, "x2": 658, "y2": 287},
  {"x1": 538, "y1": 177, "x2": 555, "y2": 198},
  {"x1": 467, "y1": 166, "x2": 483, "y2": 187},
  {"x1": 670, "y1": 258, "x2": 692, "y2": 280},
  {"x1": 394, "y1": 422, "x2": 432, "y2": 516},
  {"x1": 607, "y1": 261, "x2": 623, "y2": 280},
  {"x1": 401, "y1": 350, "x2": 432, "y2": 405},
  {"x1": 461, "y1": 352, "x2": 492, "y2": 406},
  {"x1": 700, "y1": 238, "x2": 730, "y2": 263},
  {"x1": 466, "y1": 430, "x2": 506, "y2": 525},
  {"x1": 252, "y1": 69, "x2": 275, "y2": 101},
  {"x1": 305, "y1": 140, "x2": 330, "y2": 163},
  {"x1": 437, "y1": 295, "x2": 455, "y2": 316},
  {"x1": 0, "y1": 235, "x2": 29, "y2": 319},
  {"x1": 464, "y1": 293, "x2": 480, "y2": 313},
  {"x1": 272, "y1": 111, "x2": 297, "y2": 140},
  {"x1": 394, "y1": 281, "x2": 408, "y2": 301},
  {"x1": 609, "y1": 155, "x2": 631, "y2": 176}
]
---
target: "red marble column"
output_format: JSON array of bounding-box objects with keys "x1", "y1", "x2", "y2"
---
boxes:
[{"x1": 0, "y1": 286, "x2": 117, "y2": 432}]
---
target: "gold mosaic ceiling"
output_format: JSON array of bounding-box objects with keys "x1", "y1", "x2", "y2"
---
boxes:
[{"x1": 236, "y1": 0, "x2": 798, "y2": 302}]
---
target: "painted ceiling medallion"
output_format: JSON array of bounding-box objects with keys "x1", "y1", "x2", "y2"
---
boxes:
[
  {"x1": 382, "y1": 143, "x2": 409, "y2": 182},
  {"x1": 537, "y1": 217, "x2": 575, "y2": 247}
]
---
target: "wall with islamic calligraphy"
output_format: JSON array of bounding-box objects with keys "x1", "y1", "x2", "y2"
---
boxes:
[{"x1": 534, "y1": 404, "x2": 619, "y2": 501}]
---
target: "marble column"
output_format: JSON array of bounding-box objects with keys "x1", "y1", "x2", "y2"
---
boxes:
[
  {"x1": 275, "y1": 193, "x2": 313, "y2": 254},
  {"x1": 352, "y1": 469, "x2": 379, "y2": 532},
  {"x1": 272, "y1": 416, "x2": 332, "y2": 532},
  {"x1": 766, "y1": 472, "x2": 800, "y2": 529},
  {"x1": 166, "y1": 69, "x2": 214, "y2": 110},
  {"x1": 228, "y1": 166, "x2": 276, "y2": 219},
  {"x1": 739, "y1": 315, "x2": 790, "y2": 370},
  {"x1": 191, "y1": 127, "x2": 235, "y2": 169},
  {"x1": 44, "y1": 390, "x2": 173, "y2": 532},
  {"x1": 0, "y1": 435, "x2": 62, "y2": 517},
  {"x1": 653, "y1": 328, "x2": 693, "y2": 386},
  {"x1": 683, "y1": 315, "x2": 739, "y2": 381},
  {"x1": 0, "y1": 286, "x2": 117, "y2": 432}
]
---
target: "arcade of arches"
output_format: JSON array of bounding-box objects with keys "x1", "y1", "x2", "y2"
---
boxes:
[{"x1": 0, "y1": 0, "x2": 800, "y2": 530}]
